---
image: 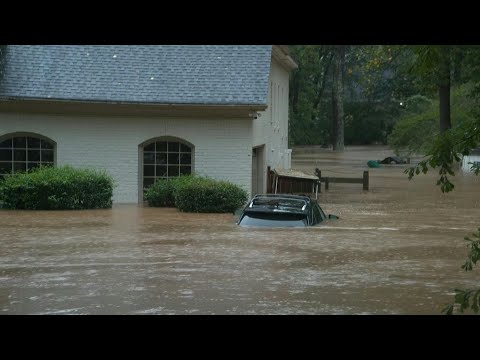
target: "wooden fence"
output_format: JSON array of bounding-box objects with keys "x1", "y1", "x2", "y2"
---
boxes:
[{"x1": 314, "y1": 168, "x2": 369, "y2": 191}]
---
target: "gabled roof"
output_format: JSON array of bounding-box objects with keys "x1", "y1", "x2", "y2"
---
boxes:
[{"x1": 0, "y1": 45, "x2": 272, "y2": 106}]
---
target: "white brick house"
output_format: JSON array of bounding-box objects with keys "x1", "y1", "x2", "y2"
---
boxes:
[{"x1": 0, "y1": 45, "x2": 297, "y2": 203}]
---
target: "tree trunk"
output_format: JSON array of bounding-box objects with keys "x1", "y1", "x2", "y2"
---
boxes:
[
  {"x1": 332, "y1": 45, "x2": 345, "y2": 151},
  {"x1": 439, "y1": 46, "x2": 451, "y2": 133},
  {"x1": 439, "y1": 84, "x2": 450, "y2": 133}
]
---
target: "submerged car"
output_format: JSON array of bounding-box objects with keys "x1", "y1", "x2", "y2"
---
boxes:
[
  {"x1": 378, "y1": 156, "x2": 406, "y2": 164},
  {"x1": 237, "y1": 194, "x2": 338, "y2": 228}
]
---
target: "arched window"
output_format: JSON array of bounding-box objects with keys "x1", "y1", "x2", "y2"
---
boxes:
[
  {"x1": 142, "y1": 138, "x2": 193, "y2": 188},
  {"x1": 0, "y1": 133, "x2": 55, "y2": 180}
]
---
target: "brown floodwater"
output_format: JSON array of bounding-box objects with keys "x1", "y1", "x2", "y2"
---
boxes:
[{"x1": 1, "y1": 146, "x2": 479, "y2": 314}]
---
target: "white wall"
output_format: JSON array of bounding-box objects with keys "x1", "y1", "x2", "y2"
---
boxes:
[
  {"x1": 0, "y1": 113, "x2": 252, "y2": 203},
  {"x1": 252, "y1": 57, "x2": 291, "y2": 174},
  {"x1": 462, "y1": 155, "x2": 480, "y2": 172}
]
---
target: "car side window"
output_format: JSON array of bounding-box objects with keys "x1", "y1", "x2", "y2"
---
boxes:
[
  {"x1": 319, "y1": 205, "x2": 327, "y2": 220},
  {"x1": 313, "y1": 203, "x2": 325, "y2": 224},
  {"x1": 310, "y1": 206, "x2": 317, "y2": 225}
]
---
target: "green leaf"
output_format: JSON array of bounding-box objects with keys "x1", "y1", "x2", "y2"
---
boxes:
[{"x1": 442, "y1": 304, "x2": 454, "y2": 315}]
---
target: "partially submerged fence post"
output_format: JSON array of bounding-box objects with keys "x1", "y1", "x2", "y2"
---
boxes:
[
  {"x1": 315, "y1": 168, "x2": 329, "y2": 190},
  {"x1": 266, "y1": 166, "x2": 272, "y2": 193},
  {"x1": 314, "y1": 168, "x2": 322, "y2": 192},
  {"x1": 363, "y1": 171, "x2": 369, "y2": 191}
]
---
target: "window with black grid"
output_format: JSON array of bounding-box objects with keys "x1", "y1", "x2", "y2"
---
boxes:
[
  {"x1": 143, "y1": 140, "x2": 192, "y2": 188},
  {"x1": 0, "y1": 135, "x2": 55, "y2": 179}
]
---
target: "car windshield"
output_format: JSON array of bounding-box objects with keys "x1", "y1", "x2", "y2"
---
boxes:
[{"x1": 239, "y1": 213, "x2": 307, "y2": 227}]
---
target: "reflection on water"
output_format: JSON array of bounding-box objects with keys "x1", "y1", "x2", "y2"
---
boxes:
[{"x1": 1, "y1": 146, "x2": 479, "y2": 314}]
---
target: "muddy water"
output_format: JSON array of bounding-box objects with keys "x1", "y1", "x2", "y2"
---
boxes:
[{"x1": 1, "y1": 146, "x2": 479, "y2": 314}]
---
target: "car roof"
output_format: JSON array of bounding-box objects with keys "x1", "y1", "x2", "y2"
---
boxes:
[
  {"x1": 245, "y1": 194, "x2": 314, "y2": 215},
  {"x1": 252, "y1": 194, "x2": 314, "y2": 202}
]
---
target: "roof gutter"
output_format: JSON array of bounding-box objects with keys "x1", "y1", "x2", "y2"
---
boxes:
[
  {"x1": 0, "y1": 96, "x2": 268, "y2": 111},
  {"x1": 0, "y1": 97, "x2": 268, "y2": 118}
]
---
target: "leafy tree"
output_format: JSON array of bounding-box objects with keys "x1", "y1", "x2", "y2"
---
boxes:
[
  {"x1": 402, "y1": 45, "x2": 480, "y2": 314},
  {"x1": 405, "y1": 46, "x2": 455, "y2": 133},
  {"x1": 289, "y1": 45, "x2": 408, "y2": 147},
  {"x1": 388, "y1": 85, "x2": 476, "y2": 156},
  {"x1": 289, "y1": 45, "x2": 334, "y2": 146},
  {"x1": 442, "y1": 228, "x2": 480, "y2": 314}
]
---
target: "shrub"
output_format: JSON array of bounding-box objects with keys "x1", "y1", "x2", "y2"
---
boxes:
[
  {"x1": 143, "y1": 176, "x2": 194, "y2": 207},
  {"x1": 144, "y1": 179, "x2": 176, "y2": 207},
  {"x1": 0, "y1": 166, "x2": 114, "y2": 210},
  {"x1": 144, "y1": 175, "x2": 248, "y2": 213},
  {"x1": 174, "y1": 176, "x2": 248, "y2": 213}
]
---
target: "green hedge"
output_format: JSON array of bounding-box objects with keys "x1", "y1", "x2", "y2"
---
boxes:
[
  {"x1": 145, "y1": 175, "x2": 248, "y2": 213},
  {"x1": 0, "y1": 166, "x2": 114, "y2": 210},
  {"x1": 174, "y1": 176, "x2": 248, "y2": 213},
  {"x1": 144, "y1": 176, "x2": 192, "y2": 207}
]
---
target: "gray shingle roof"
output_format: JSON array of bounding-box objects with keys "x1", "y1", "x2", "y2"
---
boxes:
[{"x1": 0, "y1": 45, "x2": 272, "y2": 106}]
